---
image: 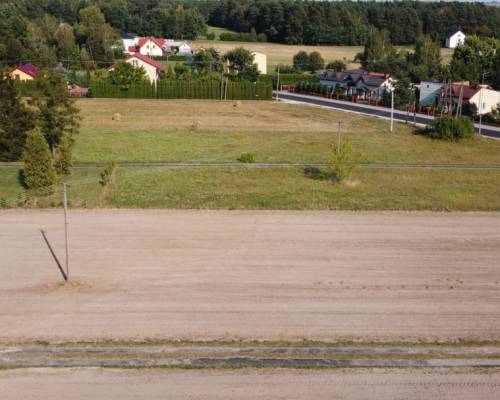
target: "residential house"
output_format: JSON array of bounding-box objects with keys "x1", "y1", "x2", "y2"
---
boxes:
[
  {"x1": 10, "y1": 64, "x2": 39, "y2": 81},
  {"x1": 470, "y1": 86, "x2": 500, "y2": 115},
  {"x1": 128, "y1": 37, "x2": 166, "y2": 57},
  {"x1": 438, "y1": 82, "x2": 479, "y2": 114},
  {"x1": 319, "y1": 69, "x2": 392, "y2": 101},
  {"x1": 111, "y1": 54, "x2": 163, "y2": 82},
  {"x1": 252, "y1": 52, "x2": 267, "y2": 74},
  {"x1": 419, "y1": 81, "x2": 445, "y2": 106},
  {"x1": 165, "y1": 40, "x2": 192, "y2": 56},
  {"x1": 445, "y1": 30, "x2": 466, "y2": 48}
]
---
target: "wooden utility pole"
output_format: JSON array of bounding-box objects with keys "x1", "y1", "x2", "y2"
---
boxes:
[
  {"x1": 62, "y1": 183, "x2": 69, "y2": 281},
  {"x1": 390, "y1": 90, "x2": 394, "y2": 132},
  {"x1": 276, "y1": 65, "x2": 280, "y2": 101}
]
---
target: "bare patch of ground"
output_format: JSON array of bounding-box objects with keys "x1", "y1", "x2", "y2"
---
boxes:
[
  {"x1": 0, "y1": 210, "x2": 499, "y2": 342},
  {"x1": 1, "y1": 367, "x2": 500, "y2": 399}
]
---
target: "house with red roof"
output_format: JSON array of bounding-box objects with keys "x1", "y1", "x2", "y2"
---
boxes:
[
  {"x1": 124, "y1": 53, "x2": 163, "y2": 82},
  {"x1": 10, "y1": 64, "x2": 39, "y2": 81},
  {"x1": 125, "y1": 36, "x2": 168, "y2": 57}
]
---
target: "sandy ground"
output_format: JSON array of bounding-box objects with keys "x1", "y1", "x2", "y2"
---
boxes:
[
  {"x1": 1, "y1": 210, "x2": 500, "y2": 342},
  {"x1": 1, "y1": 368, "x2": 500, "y2": 399}
]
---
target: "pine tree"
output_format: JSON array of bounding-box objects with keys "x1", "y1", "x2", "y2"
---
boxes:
[
  {"x1": 33, "y1": 70, "x2": 80, "y2": 157},
  {"x1": 54, "y1": 134, "x2": 73, "y2": 176},
  {"x1": 0, "y1": 72, "x2": 36, "y2": 161},
  {"x1": 22, "y1": 129, "x2": 56, "y2": 192}
]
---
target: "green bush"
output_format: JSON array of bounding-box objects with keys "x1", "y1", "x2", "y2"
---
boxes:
[
  {"x1": 237, "y1": 152, "x2": 256, "y2": 163},
  {"x1": 430, "y1": 116, "x2": 475, "y2": 141},
  {"x1": 329, "y1": 138, "x2": 364, "y2": 183},
  {"x1": 99, "y1": 161, "x2": 117, "y2": 187}
]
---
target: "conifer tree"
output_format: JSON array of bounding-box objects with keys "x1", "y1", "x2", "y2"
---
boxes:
[
  {"x1": 22, "y1": 129, "x2": 56, "y2": 192},
  {"x1": 54, "y1": 134, "x2": 73, "y2": 176}
]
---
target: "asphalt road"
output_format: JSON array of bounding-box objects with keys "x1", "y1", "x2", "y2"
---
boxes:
[{"x1": 276, "y1": 92, "x2": 500, "y2": 140}]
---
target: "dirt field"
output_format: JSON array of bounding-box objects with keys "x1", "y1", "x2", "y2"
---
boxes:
[
  {"x1": 2, "y1": 368, "x2": 500, "y2": 399},
  {"x1": 1, "y1": 210, "x2": 500, "y2": 342}
]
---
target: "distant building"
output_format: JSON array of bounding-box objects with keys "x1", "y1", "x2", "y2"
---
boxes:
[
  {"x1": 10, "y1": 64, "x2": 39, "y2": 81},
  {"x1": 165, "y1": 40, "x2": 192, "y2": 57},
  {"x1": 109, "y1": 54, "x2": 163, "y2": 82},
  {"x1": 445, "y1": 30, "x2": 466, "y2": 48},
  {"x1": 252, "y1": 51, "x2": 267, "y2": 75},
  {"x1": 319, "y1": 69, "x2": 392, "y2": 101}
]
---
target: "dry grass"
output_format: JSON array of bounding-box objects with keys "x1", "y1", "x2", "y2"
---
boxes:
[
  {"x1": 75, "y1": 99, "x2": 500, "y2": 164},
  {"x1": 191, "y1": 41, "x2": 454, "y2": 72}
]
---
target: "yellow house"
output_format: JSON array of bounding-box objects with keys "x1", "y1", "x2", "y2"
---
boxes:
[{"x1": 10, "y1": 64, "x2": 39, "y2": 81}]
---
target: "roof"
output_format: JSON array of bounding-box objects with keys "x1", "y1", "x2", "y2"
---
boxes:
[
  {"x1": 440, "y1": 83, "x2": 479, "y2": 100},
  {"x1": 126, "y1": 53, "x2": 163, "y2": 70},
  {"x1": 14, "y1": 64, "x2": 39, "y2": 78},
  {"x1": 446, "y1": 30, "x2": 465, "y2": 38},
  {"x1": 137, "y1": 37, "x2": 166, "y2": 49},
  {"x1": 320, "y1": 69, "x2": 389, "y2": 87}
]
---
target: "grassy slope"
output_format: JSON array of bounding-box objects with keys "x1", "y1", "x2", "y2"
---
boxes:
[{"x1": 73, "y1": 99, "x2": 500, "y2": 164}]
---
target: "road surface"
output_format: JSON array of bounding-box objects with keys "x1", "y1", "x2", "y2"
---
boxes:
[
  {"x1": 1, "y1": 210, "x2": 500, "y2": 342},
  {"x1": 276, "y1": 92, "x2": 500, "y2": 140}
]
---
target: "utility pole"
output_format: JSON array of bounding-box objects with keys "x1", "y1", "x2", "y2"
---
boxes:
[
  {"x1": 390, "y1": 90, "x2": 394, "y2": 133},
  {"x1": 276, "y1": 65, "x2": 280, "y2": 101},
  {"x1": 337, "y1": 122, "x2": 342, "y2": 150},
  {"x1": 62, "y1": 183, "x2": 69, "y2": 281}
]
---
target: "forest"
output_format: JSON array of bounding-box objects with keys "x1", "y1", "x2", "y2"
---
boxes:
[{"x1": 1, "y1": 0, "x2": 500, "y2": 49}]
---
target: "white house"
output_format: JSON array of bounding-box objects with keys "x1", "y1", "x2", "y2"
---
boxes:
[
  {"x1": 125, "y1": 53, "x2": 163, "y2": 82},
  {"x1": 445, "y1": 30, "x2": 466, "y2": 48},
  {"x1": 469, "y1": 86, "x2": 500, "y2": 115},
  {"x1": 165, "y1": 40, "x2": 192, "y2": 56},
  {"x1": 252, "y1": 51, "x2": 267, "y2": 74}
]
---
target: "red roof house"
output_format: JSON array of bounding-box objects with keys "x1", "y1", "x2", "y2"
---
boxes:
[{"x1": 11, "y1": 64, "x2": 39, "y2": 80}]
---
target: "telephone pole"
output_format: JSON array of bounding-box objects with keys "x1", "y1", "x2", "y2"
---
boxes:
[
  {"x1": 62, "y1": 183, "x2": 69, "y2": 281},
  {"x1": 276, "y1": 65, "x2": 280, "y2": 101},
  {"x1": 390, "y1": 90, "x2": 394, "y2": 132}
]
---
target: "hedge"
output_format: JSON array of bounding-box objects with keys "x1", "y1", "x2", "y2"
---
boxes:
[{"x1": 89, "y1": 80, "x2": 272, "y2": 100}]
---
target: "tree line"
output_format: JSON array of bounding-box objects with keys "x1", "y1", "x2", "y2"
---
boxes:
[{"x1": 204, "y1": 0, "x2": 500, "y2": 45}]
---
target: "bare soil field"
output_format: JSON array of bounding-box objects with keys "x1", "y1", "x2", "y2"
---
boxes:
[
  {"x1": 1, "y1": 368, "x2": 500, "y2": 400},
  {"x1": 1, "y1": 210, "x2": 499, "y2": 342}
]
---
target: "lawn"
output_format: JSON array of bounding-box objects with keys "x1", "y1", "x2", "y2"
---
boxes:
[
  {"x1": 2, "y1": 98, "x2": 499, "y2": 211},
  {"x1": 73, "y1": 99, "x2": 500, "y2": 164},
  {"x1": 1, "y1": 167, "x2": 500, "y2": 211}
]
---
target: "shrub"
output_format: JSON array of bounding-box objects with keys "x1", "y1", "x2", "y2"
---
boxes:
[
  {"x1": 430, "y1": 116, "x2": 475, "y2": 141},
  {"x1": 0, "y1": 198, "x2": 8, "y2": 208},
  {"x1": 206, "y1": 32, "x2": 216, "y2": 40},
  {"x1": 329, "y1": 138, "x2": 364, "y2": 183},
  {"x1": 237, "y1": 152, "x2": 256, "y2": 163},
  {"x1": 54, "y1": 135, "x2": 73, "y2": 176},
  {"x1": 99, "y1": 161, "x2": 117, "y2": 187},
  {"x1": 22, "y1": 129, "x2": 56, "y2": 193}
]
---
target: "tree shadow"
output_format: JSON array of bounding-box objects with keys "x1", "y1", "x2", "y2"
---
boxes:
[
  {"x1": 17, "y1": 169, "x2": 28, "y2": 188},
  {"x1": 303, "y1": 166, "x2": 335, "y2": 181}
]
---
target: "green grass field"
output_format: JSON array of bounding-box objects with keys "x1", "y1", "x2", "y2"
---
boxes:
[
  {"x1": 1, "y1": 99, "x2": 499, "y2": 211},
  {"x1": 73, "y1": 99, "x2": 500, "y2": 164},
  {"x1": 2, "y1": 167, "x2": 500, "y2": 211}
]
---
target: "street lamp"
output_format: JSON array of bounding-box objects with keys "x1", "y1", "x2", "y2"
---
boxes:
[{"x1": 478, "y1": 72, "x2": 488, "y2": 136}]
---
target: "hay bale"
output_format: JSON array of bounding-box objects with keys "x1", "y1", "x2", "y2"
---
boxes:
[
  {"x1": 233, "y1": 101, "x2": 242, "y2": 108},
  {"x1": 191, "y1": 120, "x2": 201, "y2": 131},
  {"x1": 112, "y1": 113, "x2": 121, "y2": 121}
]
